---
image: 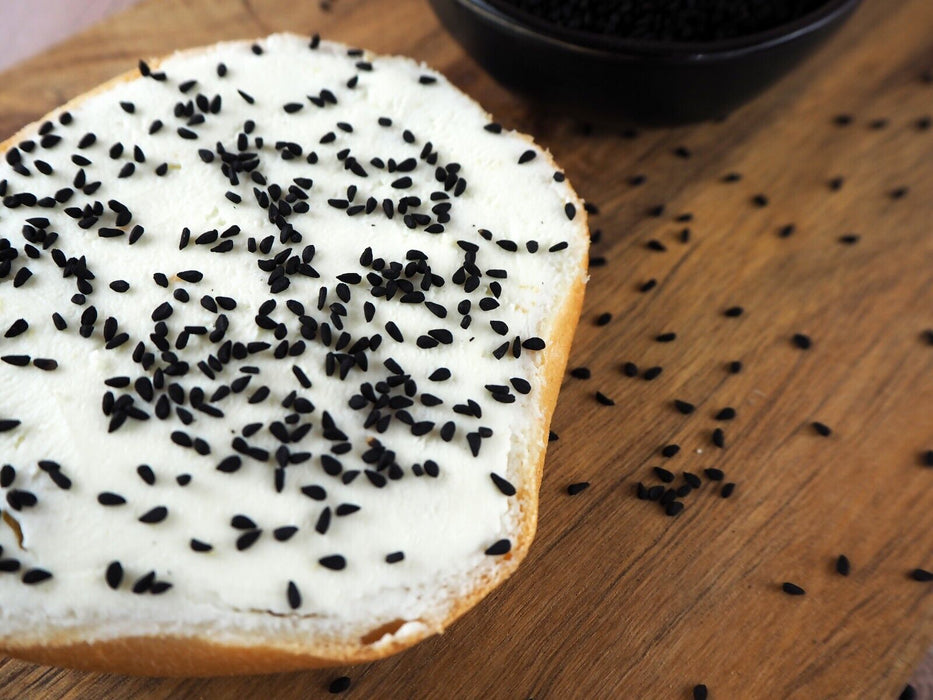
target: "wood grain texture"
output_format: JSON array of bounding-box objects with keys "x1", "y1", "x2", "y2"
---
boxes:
[{"x1": 1, "y1": 0, "x2": 932, "y2": 696}]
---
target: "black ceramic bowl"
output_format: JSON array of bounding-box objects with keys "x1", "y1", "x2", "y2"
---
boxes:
[{"x1": 427, "y1": 0, "x2": 863, "y2": 125}]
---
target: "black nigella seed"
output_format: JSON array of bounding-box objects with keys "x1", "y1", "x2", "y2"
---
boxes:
[
  {"x1": 836, "y1": 555, "x2": 850, "y2": 576},
  {"x1": 683, "y1": 472, "x2": 701, "y2": 489},
  {"x1": 139, "y1": 506, "x2": 168, "y2": 524},
  {"x1": 662, "y1": 443, "x2": 681, "y2": 458},
  {"x1": 329, "y1": 676, "x2": 351, "y2": 694},
  {"x1": 703, "y1": 468, "x2": 724, "y2": 481},
  {"x1": 665, "y1": 501, "x2": 684, "y2": 517},
  {"x1": 643, "y1": 366, "x2": 662, "y2": 381},
  {"x1": 693, "y1": 685, "x2": 708, "y2": 700},
  {"x1": 674, "y1": 400, "x2": 695, "y2": 414},
  {"x1": 653, "y1": 467, "x2": 674, "y2": 483},
  {"x1": 106, "y1": 561, "x2": 123, "y2": 589},
  {"x1": 570, "y1": 367, "x2": 591, "y2": 379},
  {"x1": 518, "y1": 150, "x2": 536, "y2": 164},
  {"x1": 190, "y1": 539, "x2": 213, "y2": 552},
  {"x1": 22, "y1": 569, "x2": 53, "y2": 585},
  {"x1": 655, "y1": 332, "x2": 676, "y2": 343},
  {"x1": 564, "y1": 202, "x2": 576, "y2": 220},
  {"x1": 900, "y1": 685, "x2": 918, "y2": 700},
  {"x1": 838, "y1": 234, "x2": 860, "y2": 245},
  {"x1": 778, "y1": 224, "x2": 796, "y2": 238},
  {"x1": 751, "y1": 194, "x2": 769, "y2": 207},
  {"x1": 909, "y1": 568, "x2": 933, "y2": 582},
  {"x1": 639, "y1": 279, "x2": 657, "y2": 293},
  {"x1": 782, "y1": 582, "x2": 806, "y2": 595},
  {"x1": 484, "y1": 539, "x2": 511, "y2": 555},
  {"x1": 490, "y1": 472, "x2": 516, "y2": 496},
  {"x1": 319, "y1": 555, "x2": 346, "y2": 571},
  {"x1": 5, "y1": 319, "x2": 28, "y2": 338},
  {"x1": 922, "y1": 450, "x2": 933, "y2": 467},
  {"x1": 724, "y1": 306, "x2": 744, "y2": 317},
  {"x1": 98, "y1": 492, "x2": 126, "y2": 506},
  {"x1": 385, "y1": 551, "x2": 405, "y2": 564},
  {"x1": 237, "y1": 530, "x2": 262, "y2": 551},
  {"x1": 720, "y1": 482, "x2": 736, "y2": 498},
  {"x1": 812, "y1": 421, "x2": 832, "y2": 437},
  {"x1": 792, "y1": 333, "x2": 812, "y2": 350},
  {"x1": 596, "y1": 312, "x2": 612, "y2": 326},
  {"x1": 834, "y1": 114, "x2": 853, "y2": 126},
  {"x1": 728, "y1": 360, "x2": 743, "y2": 374},
  {"x1": 712, "y1": 428, "x2": 725, "y2": 448},
  {"x1": 715, "y1": 407, "x2": 736, "y2": 421},
  {"x1": 646, "y1": 239, "x2": 667, "y2": 252},
  {"x1": 566, "y1": 482, "x2": 589, "y2": 496},
  {"x1": 595, "y1": 391, "x2": 615, "y2": 406},
  {"x1": 622, "y1": 362, "x2": 638, "y2": 377},
  {"x1": 287, "y1": 580, "x2": 301, "y2": 609}
]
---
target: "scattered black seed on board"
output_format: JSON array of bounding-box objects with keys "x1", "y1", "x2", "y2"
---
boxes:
[
  {"x1": 720, "y1": 482, "x2": 735, "y2": 498},
  {"x1": 792, "y1": 333, "x2": 812, "y2": 350},
  {"x1": 835, "y1": 555, "x2": 850, "y2": 576},
  {"x1": 723, "y1": 306, "x2": 744, "y2": 318},
  {"x1": 683, "y1": 472, "x2": 701, "y2": 489},
  {"x1": 570, "y1": 367, "x2": 591, "y2": 379},
  {"x1": 674, "y1": 400, "x2": 694, "y2": 414},
  {"x1": 639, "y1": 279, "x2": 657, "y2": 293},
  {"x1": 654, "y1": 467, "x2": 674, "y2": 483},
  {"x1": 782, "y1": 582, "x2": 805, "y2": 596},
  {"x1": 665, "y1": 501, "x2": 684, "y2": 516},
  {"x1": 622, "y1": 362, "x2": 638, "y2": 377},
  {"x1": 646, "y1": 239, "x2": 667, "y2": 252},
  {"x1": 812, "y1": 421, "x2": 832, "y2": 437},
  {"x1": 834, "y1": 114, "x2": 853, "y2": 126},
  {"x1": 655, "y1": 332, "x2": 676, "y2": 342},
  {"x1": 838, "y1": 234, "x2": 859, "y2": 245},
  {"x1": 899, "y1": 685, "x2": 918, "y2": 700},
  {"x1": 693, "y1": 685, "x2": 708, "y2": 700},
  {"x1": 712, "y1": 428, "x2": 725, "y2": 448},
  {"x1": 566, "y1": 482, "x2": 589, "y2": 496},
  {"x1": 727, "y1": 360, "x2": 743, "y2": 374},
  {"x1": 715, "y1": 407, "x2": 736, "y2": 421},
  {"x1": 661, "y1": 444, "x2": 680, "y2": 458},
  {"x1": 910, "y1": 568, "x2": 933, "y2": 582},
  {"x1": 922, "y1": 450, "x2": 933, "y2": 467},
  {"x1": 751, "y1": 193, "x2": 769, "y2": 207},
  {"x1": 329, "y1": 676, "x2": 351, "y2": 694},
  {"x1": 595, "y1": 391, "x2": 615, "y2": 406},
  {"x1": 596, "y1": 312, "x2": 612, "y2": 326},
  {"x1": 643, "y1": 366, "x2": 662, "y2": 381}
]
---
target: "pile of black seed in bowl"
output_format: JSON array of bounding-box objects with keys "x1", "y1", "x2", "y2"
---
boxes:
[{"x1": 491, "y1": 0, "x2": 831, "y2": 42}]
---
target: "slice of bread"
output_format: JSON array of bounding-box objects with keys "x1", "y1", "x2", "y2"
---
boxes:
[{"x1": 0, "y1": 33, "x2": 588, "y2": 676}]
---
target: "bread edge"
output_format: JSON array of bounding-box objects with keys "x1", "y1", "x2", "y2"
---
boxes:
[{"x1": 0, "y1": 37, "x2": 589, "y2": 675}]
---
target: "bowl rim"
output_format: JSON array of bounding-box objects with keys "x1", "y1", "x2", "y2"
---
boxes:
[{"x1": 452, "y1": 0, "x2": 863, "y2": 59}]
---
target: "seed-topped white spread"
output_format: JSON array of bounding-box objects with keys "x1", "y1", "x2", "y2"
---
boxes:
[{"x1": 0, "y1": 33, "x2": 585, "y2": 647}]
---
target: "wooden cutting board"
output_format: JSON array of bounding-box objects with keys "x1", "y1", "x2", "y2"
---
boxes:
[{"x1": 1, "y1": 0, "x2": 931, "y2": 697}]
